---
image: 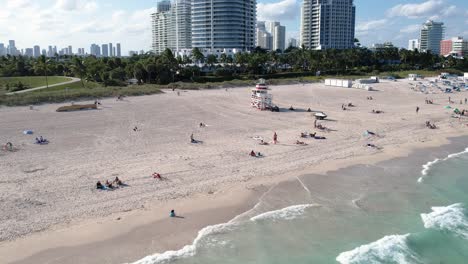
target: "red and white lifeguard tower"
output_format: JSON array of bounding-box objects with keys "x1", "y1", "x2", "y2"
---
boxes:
[{"x1": 251, "y1": 79, "x2": 273, "y2": 110}]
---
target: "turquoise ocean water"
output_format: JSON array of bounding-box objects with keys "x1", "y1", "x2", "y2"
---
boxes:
[{"x1": 133, "y1": 145, "x2": 468, "y2": 264}]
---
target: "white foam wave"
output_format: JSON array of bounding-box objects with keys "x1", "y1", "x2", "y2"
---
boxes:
[
  {"x1": 336, "y1": 234, "x2": 422, "y2": 264},
  {"x1": 130, "y1": 222, "x2": 236, "y2": 264},
  {"x1": 250, "y1": 204, "x2": 318, "y2": 222},
  {"x1": 418, "y1": 147, "x2": 468, "y2": 183},
  {"x1": 421, "y1": 203, "x2": 468, "y2": 240}
]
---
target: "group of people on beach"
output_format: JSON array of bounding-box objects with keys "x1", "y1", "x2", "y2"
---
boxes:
[
  {"x1": 35, "y1": 136, "x2": 49, "y2": 144},
  {"x1": 96, "y1": 177, "x2": 124, "y2": 190},
  {"x1": 425, "y1": 121, "x2": 437, "y2": 129}
]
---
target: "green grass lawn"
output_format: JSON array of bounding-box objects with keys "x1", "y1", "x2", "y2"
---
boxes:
[{"x1": 0, "y1": 76, "x2": 72, "y2": 94}]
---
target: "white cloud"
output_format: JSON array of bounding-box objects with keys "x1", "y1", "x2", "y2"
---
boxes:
[
  {"x1": 55, "y1": 0, "x2": 98, "y2": 12},
  {"x1": 400, "y1": 24, "x2": 421, "y2": 34},
  {"x1": 356, "y1": 19, "x2": 388, "y2": 32},
  {"x1": 257, "y1": 0, "x2": 299, "y2": 22},
  {"x1": 387, "y1": 0, "x2": 447, "y2": 18}
]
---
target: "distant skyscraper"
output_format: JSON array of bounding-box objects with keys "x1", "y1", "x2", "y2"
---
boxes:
[
  {"x1": 256, "y1": 21, "x2": 273, "y2": 50},
  {"x1": 0, "y1": 43, "x2": 5, "y2": 56},
  {"x1": 90, "y1": 44, "x2": 101, "y2": 57},
  {"x1": 41, "y1": 49, "x2": 47, "y2": 56},
  {"x1": 301, "y1": 0, "x2": 356, "y2": 50},
  {"x1": 33, "y1": 45, "x2": 41, "y2": 57},
  {"x1": 273, "y1": 24, "x2": 286, "y2": 51},
  {"x1": 419, "y1": 20, "x2": 444, "y2": 54},
  {"x1": 25, "y1": 48, "x2": 34, "y2": 57},
  {"x1": 116, "y1": 43, "x2": 121, "y2": 57},
  {"x1": 102, "y1": 44, "x2": 109, "y2": 57},
  {"x1": 53, "y1": 46, "x2": 57, "y2": 55},
  {"x1": 408, "y1": 39, "x2": 420, "y2": 51},
  {"x1": 47, "y1": 46, "x2": 53, "y2": 57},
  {"x1": 109, "y1": 43, "x2": 113, "y2": 56},
  {"x1": 68, "y1": 45, "x2": 73, "y2": 55},
  {"x1": 113, "y1": 47, "x2": 116, "y2": 57},
  {"x1": 7, "y1": 40, "x2": 17, "y2": 55},
  {"x1": 288, "y1": 38, "x2": 298, "y2": 48},
  {"x1": 169, "y1": 0, "x2": 192, "y2": 53},
  {"x1": 191, "y1": 0, "x2": 256, "y2": 52}
]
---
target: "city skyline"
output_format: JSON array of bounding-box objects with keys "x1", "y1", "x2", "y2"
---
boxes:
[{"x1": 1, "y1": 0, "x2": 467, "y2": 52}]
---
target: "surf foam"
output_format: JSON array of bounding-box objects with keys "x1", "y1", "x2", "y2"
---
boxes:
[
  {"x1": 131, "y1": 222, "x2": 236, "y2": 264},
  {"x1": 336, "y1": 234, "x2": 422, "y2": 264},
  {"x1": 418, "y1": 147, "x2": 468, "y2": 183},
  {"x1": 250, "y1": 204, "x2": 318, "y2": 222},
  {"x1": 421, "y1": 203, "x2": 468, "y2": 240}
]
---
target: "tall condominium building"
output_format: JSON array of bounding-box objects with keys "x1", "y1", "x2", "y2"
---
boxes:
[
  {"x1": 169, "y1": 0, "x2": 192, "y2": 52},
  {"x1": 300, "y1": 0, "x2": 356, "y2": 50},
  {"x1": 25, "y1": 48, "x2": 34, "y2": 57},
  {"x1": 47, "y1": 46, "x2": 53, "y2": 57},
  {"x1": 419, "y1": 20, "x2": 444, "y2": 54},
  {"x1": 102, "y1": 44, "x2": 109, "y2": 57},
  {"x1": 192, "y1": 0, "x2": 256, "y2": 53},
  {"x1": 33, "y1": 45, "x2": 41, "y2": 57},
  {"x1": 41, "y1": 49, "x2": 47, "y2": 56},
  {"x1": 116, "y1": 43, "x2": 121, "y2": 57},
  {"x1": 262, "y1": 21, "x2": 286, "y2": 51},
  {"x1": 256, "y1": 21, "x2": 273, "y2": 50},
  {"x1": 7, "y1": 40, "x2": 18, "y2": 55},
  {"x1": 408, "y1": 39, "x2": 419, "y2": 51},
  {"x1": 109, "y1": 43, "x2": 113, "y2": 57},
  {"x1": 152, "y1": 0, "x2": 191, "y2": 54},
  {"x1": 68, "y1": 45, "x2": 73, "y2": 55},
  {"x1": 152, "y1": 3, "x2": 172, "y2": 54}
]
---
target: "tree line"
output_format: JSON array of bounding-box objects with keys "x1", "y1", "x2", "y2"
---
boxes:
[{"x1": 1, "y1": 46, "x2": 467, "y2": 86}]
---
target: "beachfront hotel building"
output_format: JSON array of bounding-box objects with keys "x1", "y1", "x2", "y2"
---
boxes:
[
  {"x1": 419, "y1": 20, "x2": 444, "y2": 54},
  {"x1": 191, "y1": 0, "x2": 256, "y2": 56},
  {"x1": 300, "y1": 0, "x2": 356, "y2": 50},
  {"x1": 440, "y1": 37, "x2": 468, "y2": 57}
]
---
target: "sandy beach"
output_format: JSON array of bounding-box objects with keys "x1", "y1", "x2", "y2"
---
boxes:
[{"x1": 1, "y1": 79, "x2": 468, "y2": 264}]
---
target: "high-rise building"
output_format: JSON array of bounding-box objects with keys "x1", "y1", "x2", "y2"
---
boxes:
[
  {"x1": 152, "y1": 5, "x2": 172, "y2": 54},
  {"x1": 192, "y1": 0, "x2": 256, "y2": 53},
  {"x1": 90, "y1": 44, "x2": 101, "y2": 57},
  {"x1": 53, "y1": 46, "x2": 57, "y2": 55},
  {"x1": 68, "y1": 45, "x2": 73, "y2": 55},
  {"x1": 0, "y1": 43, "x2": 5, "y2": 56},
  {"x1": 288, "y1": 38, "x2": 298, "y2": 48},
  {"x1": 7, "y1": 40, "x2": 18, "y2": 55},
  {"x1": 48, "y1": 46, "x2": 53, "y2": 57},
  {"x1": 109, "y1": 43, "x2": 113, "y2": 57},
  {"x1": 300, "y1": 0, "x2": 356, "y2": 50},
  {"x1": 157, "y1": 0, "x2": 171, "y2": 13},
  {"x1": 41, "y1": 49, "x2": 47, "y2": 56},
  {"x1": 33, "y1": 45, "x2": 41, "y2": 57},
  {"x1": 260, "y1": 21, "x2": 286, "y2": 51},
  {"x1": 25, "y1": 48, "x2": 34, "y2": 57},
  {"x1": 102, "y1": 44, "x2": 109, "y2": 57},
  {"x1": 113, "y1": 47, "x2": 116, "y2": 57},
  {"x1": 408, "y1": 39, "x2": 420, "y2": 51},
  {"x1": 419, "y1": 20, "x2": 444, "y2": 54},
  {"x1": 256, "y1": 21, "x2": 273, "y2": 50},
  {"x1": 273, "y1": 24, "x2": 286, "y2": 51},
  {"x1": 116, "y1": 43, "x2": 121, "y2": 57},
  {"x1": 169, "y1": 0, "x2": 192, "y2": 53}
]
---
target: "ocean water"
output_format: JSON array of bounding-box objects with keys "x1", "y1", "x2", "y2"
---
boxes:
[{"x1": 132, "y1": 145, "x2": 468, "y2": 264}]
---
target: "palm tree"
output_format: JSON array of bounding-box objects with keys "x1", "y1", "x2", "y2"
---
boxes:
[
  {"x1": 37, "y1": 55, "x2": 50, "y2": 89},
  {"x1": 71, "y1": 57, "x2": 86, "y2": 88}
]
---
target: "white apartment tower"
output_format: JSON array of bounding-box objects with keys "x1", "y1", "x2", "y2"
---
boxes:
[
  {"x1": 152, "y1": 4, "x2": 171, "y2": 54},
  {"x1": 300, "y1": 0, "x2": 356, "y2": 50},
  {"x1": 192, "y1": 0, "x2": 256, "y2": 53},
  {"x1": 419, "y1": 20, "x2": 444, "y2": 54},
  {"x1": 256, "y1": 21, "x2": 273, "y2": 50}
]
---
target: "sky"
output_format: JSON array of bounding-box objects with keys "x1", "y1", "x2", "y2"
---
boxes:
[{"x1": 0, "y1": 0, "x2": 467, "y2": 54}]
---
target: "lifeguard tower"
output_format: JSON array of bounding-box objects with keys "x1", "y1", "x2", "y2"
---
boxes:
[{"x1": 251, "y1": 79, "x2": 273, "y2": 110}]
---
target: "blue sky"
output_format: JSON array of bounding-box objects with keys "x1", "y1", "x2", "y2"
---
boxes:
[{"x1": 0, "y1": 0, "x2": 467, "y2": 54}]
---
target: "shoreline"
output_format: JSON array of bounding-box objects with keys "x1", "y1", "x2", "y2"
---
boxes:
[{"x1": 3, "y1": 131, "x2": 468, "y2": 264}]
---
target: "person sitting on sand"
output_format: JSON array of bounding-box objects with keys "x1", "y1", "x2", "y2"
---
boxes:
[
  {"x1": 310, "y1": 132, "x2": 316, "y2": 138},
  {"x1": 199, "y1": 122, "x2": 206, "y2": 128},
  {"x1": 250, "y1": 150, "x2": 257, "y2": 157},
  {"x1": 307, "y1": 108, "x2": 312, "y2": 112},
  {"x1": 105, "y1": 180, "x2": 113, "y2": 189},
  {"x1": 3, "y1": 142, "x2": 13, "y2": 151},
  {"x1": 289, "y1": 106, "x2": 295, "y2": 111},
  {"x1": 295, "y1": 140, "x2": 306, "y2": 145},
  {"x1": 259, "y1": 140, "x2": 268, "y2": 145},
  {"x1": 348, "y1": 102, "x2": 354, "y2": 107},
  {"x1": 113, "y1": 177, "x2": 123, "y2": 186},
  {"x1": 170, "y1": 210, "x2": 176, "y2": 217},
  {"x1": 367, "y1": 143, "x2": 377, "y2": 148},
  {"x1": 96, "y1": 181, "x2": 104, "y2": 190},
  {"x1": 133, "y1": 126, "x2": 139, "y2": 132},
  {"x1": 190, "y1": 133, "x2": 196, "y2": 143},
  {"x1": 153, "y1": 173, "x2": 162, "y2": 179},
  {"x1": 300, "y1": 132, "x2": 307, "y2": 138}
]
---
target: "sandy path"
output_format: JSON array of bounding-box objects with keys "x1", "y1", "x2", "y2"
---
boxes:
[{"x1": 5, "y1": 77, "x2": 80, "y2": 95}]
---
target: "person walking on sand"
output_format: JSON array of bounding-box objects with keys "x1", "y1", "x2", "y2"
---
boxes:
[
  {"x1": 273, "y1": 132, "x2": 278, "y2": 144},
  {"x1": 416, "y1": 106, "x2": 420, "y2": 114}
]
